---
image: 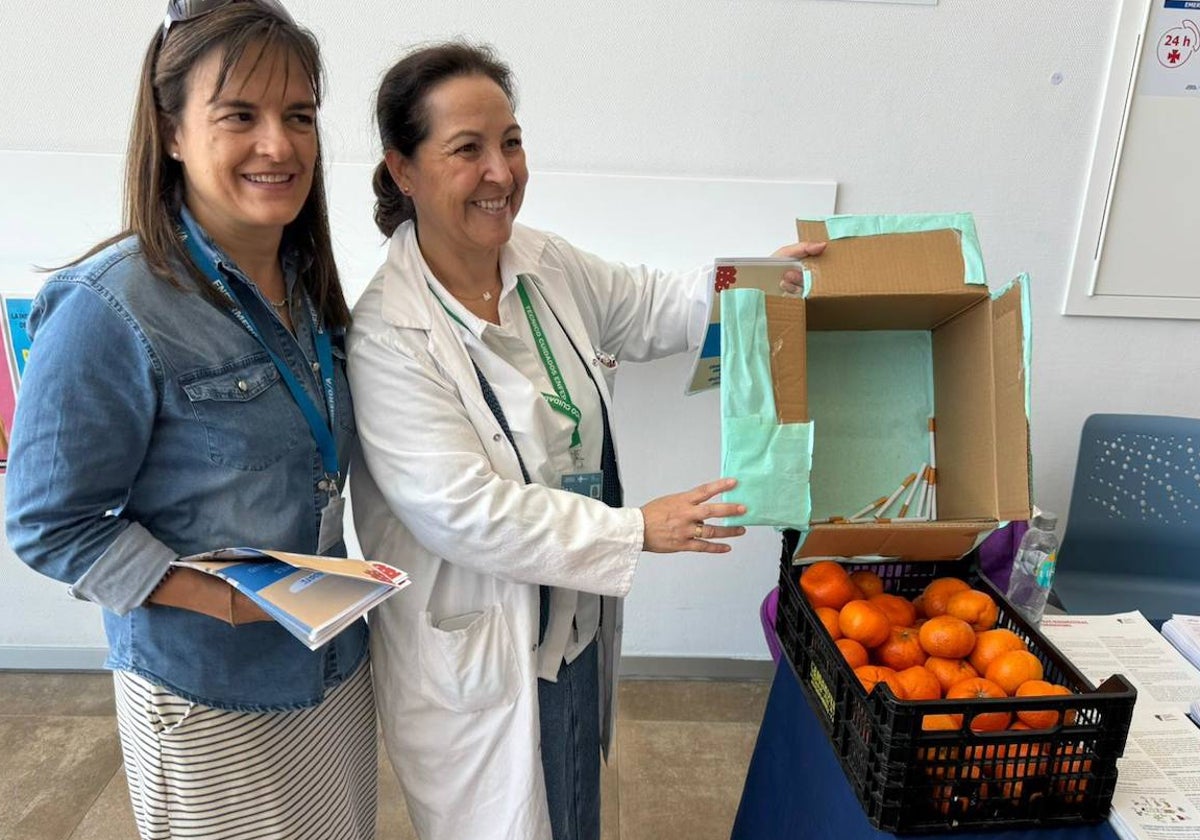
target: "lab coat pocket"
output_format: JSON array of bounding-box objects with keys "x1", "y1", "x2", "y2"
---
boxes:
[{"x1": 418, "y1": 604, "x2": 520, "y2": 713}]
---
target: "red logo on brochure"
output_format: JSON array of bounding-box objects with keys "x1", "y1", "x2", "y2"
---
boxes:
[
  {"x1": 1158, "y1": 20, "x2": 1199, "y2": 67},
  {"x1": 365, "y1": 562, "x2": 405, "y2": 584}
]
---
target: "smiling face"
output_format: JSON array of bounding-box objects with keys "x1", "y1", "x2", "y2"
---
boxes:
[
  {"x1": 388, "y1": 73, "x2": 527, "y2": 269},
  {"x1": 168, "y1": 43, "x2": 317, "y2": 250}
]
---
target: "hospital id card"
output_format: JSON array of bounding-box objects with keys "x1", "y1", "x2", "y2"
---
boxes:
[{"x1": 561, "y1": 472, "x2": 603, "y2": 500}]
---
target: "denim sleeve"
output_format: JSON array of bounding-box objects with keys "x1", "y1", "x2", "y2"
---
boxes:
[{"x1": 4, "y1": 278, "x2": 177, "y2": 615}]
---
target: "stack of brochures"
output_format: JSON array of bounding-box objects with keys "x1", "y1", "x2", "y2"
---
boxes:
[
  {"x1": 1162, "y1": 614, "x2": 1200, "y2": 725},
  {"x1": 174, "y1": 548, "x2": 411, "y2": 650}
]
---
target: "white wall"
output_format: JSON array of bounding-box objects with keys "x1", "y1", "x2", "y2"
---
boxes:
[{"x1": 3, "y1": 0, "x2": 1196, "y2": 664}]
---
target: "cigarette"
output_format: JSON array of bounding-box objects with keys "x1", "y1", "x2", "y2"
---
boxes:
[
  {"x1": 928, "y1": 418, "x2": 938, "y2": 521},
  {"x1": 909, "y1": 471, "x2": 929, "y2": 520},
  {"x1": 849, "y1": 496, "x2": 890, "y2": 522},
  {"x1": 875, "y1": 472, "x2": 917, "y2": 519},
  {"x1": 897, "y1": 462, "x2": 927, "y2": 517},
  {"x1": 808, "y1": 516, "x2": 847, "y2": 525},
  {"x1": 920, "y1": 465, "x2": 936, "y2": 519},
  {"x1": 926, "y1": 465, "x2": 938, "y2": 521}
]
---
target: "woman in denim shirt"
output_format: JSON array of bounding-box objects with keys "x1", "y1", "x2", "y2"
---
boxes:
[{"x1": 4, "y1": 2, "x2": 375, "y2": 838}]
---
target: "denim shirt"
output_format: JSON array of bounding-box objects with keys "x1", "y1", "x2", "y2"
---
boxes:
[{"x1": 4, "y1": 211, "x2": 366, "y2": 711}]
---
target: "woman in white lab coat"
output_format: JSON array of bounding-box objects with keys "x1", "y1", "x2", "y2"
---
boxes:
[{"x1": 347, "y1": 42, "x2": 823, "y2": 840}]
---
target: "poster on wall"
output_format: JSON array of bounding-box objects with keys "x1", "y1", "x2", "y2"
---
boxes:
[
  {"x1": 1139, "y1": 1, "x2": 1200, "y2": 97},
  {"x1": 0, "y1": 321, "x2": 15, "y2": 473},
  {"x1": 4, "y1": 295, "x2": 33, "y2": 383}
]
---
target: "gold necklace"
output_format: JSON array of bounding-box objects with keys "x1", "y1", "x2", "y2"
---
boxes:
[{"x1": 451, "y1": 278, "x2": 501, "y2": 303}]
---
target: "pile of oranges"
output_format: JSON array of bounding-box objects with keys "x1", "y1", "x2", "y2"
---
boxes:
[
  {"x1": 799, "y1": 560, "x2": 1094, "y2": 814},
  {"x1": 800, "y1": 561, "x2": 1078, "y2": 733}
]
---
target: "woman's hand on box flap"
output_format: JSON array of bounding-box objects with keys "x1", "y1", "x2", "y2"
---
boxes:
[
  {"x1": 773, "y1": 241, "x2": 826, "y2": 294},
  {"x1": 641, "y1": 478, "x2": 747, "y2": 554}
]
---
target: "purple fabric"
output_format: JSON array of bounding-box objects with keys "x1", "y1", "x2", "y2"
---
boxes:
[
  {"x1": 979, "y1": 521, "x2": 1029, "y2": 592},
  {"x1": 760, "y1": 588, "x2": 782, "y2": 664}
]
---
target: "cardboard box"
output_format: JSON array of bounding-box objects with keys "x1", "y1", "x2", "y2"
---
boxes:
[{"x1": 767, "y1": 218, "x2": 1030, "y2": 560}]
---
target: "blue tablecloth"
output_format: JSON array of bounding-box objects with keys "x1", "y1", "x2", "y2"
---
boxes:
[{"x1": 731, "y1": 660, "x2": 1119, "y2": 840}]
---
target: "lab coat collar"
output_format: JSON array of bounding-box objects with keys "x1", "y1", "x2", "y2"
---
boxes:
[{"x1": 379, "y1": 220, "x2": 548, "y2": 333}]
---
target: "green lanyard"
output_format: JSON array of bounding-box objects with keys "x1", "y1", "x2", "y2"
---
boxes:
[
  {"x1": 516, "y1": 276, "x2": 583, "y2": 457},
  {"x1": 429, "y1": 276, "x2": 584, "y2": 461}
]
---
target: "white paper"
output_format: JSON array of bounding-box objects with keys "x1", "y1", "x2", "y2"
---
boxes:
[
  {"x1": 1163, "y1": 615, "x2": 1200, "y2": 671},
  {"x1": 1108, "y1": 707, "x2": 1200, "y2": 839},
  {"x1": 1039, "y1": 611, "x2": 1200, "y2": 840},
  {"x1": 1039, "y1": 611, "x2": 1200, "y2": 713}
]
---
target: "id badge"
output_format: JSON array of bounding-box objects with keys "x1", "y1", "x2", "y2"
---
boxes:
[
  {"x1": 317, "y1": 494, "x2": 346, "y2": 554},
  {"x1": 561, "y1": 471, "x2": 604, "y2": 500}
]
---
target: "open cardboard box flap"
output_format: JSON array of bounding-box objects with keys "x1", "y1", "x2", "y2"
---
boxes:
[
  {"x1": 774, "y1": 219, "x2": 1030, "y2": 562},
  {"x1": 799, "y1": 521, "x2": 995, "y2": 562}
]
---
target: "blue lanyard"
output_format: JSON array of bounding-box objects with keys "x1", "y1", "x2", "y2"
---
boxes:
[{"x1": 178, "y1": 219, "x2": 340, "y2": 484}]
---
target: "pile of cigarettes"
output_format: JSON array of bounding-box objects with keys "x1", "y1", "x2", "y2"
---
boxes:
[{"x1": 812, "y1": 418, "x2": 938, "y2": 525}]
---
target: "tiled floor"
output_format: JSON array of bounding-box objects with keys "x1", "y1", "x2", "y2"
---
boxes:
[{"x1": 0, "y1": 672, "x2": 769, "y2": 840}]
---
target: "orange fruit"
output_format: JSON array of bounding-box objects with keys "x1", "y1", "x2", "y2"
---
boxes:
[
  {"x1": 800, "y1": 561, "x2": 858, "y2": 610},
  {"x1": 854, "y1": 665, "x2": 906, "y2": 698},
  {"x1": 875, "y1": 626, "x2": 928, "y2": 671},
  {"x1": 925, "y1": 657, "x2": 979, "y2": 693},
  {"x1": 839, "y1": 600, "x2": 891, "y2": 648},
  {"x1": 994, "y1": 739, "x2": 1050, "y2": 798},
  {"x1": 1053, "y1": 744, "x2": 1093, "y2": 803},
  {"x1": 969, "y1": 628, "x2": 1028, "y2": 674},
  {"x1": 919, "y1": 615, "x2": 976, "y2": 659},
  {"x1": 869, "y1": 593, "x2": 918, "y2": 627},
  {"x1": 1015, "y1": 680, "x2": 1075, "y2": 729},
  {"x1": 849, "y1": 569, "x2": 885, "y2": 598},
  {"x1": 921, "y1": 713, "x2": 959, "y2": 731},
  {"x1": 985, "y1": 650, "x2": 1044, "y2": 694},
  {"x1": 921, "y1": 577, "x2": 972, "y2": 618},
  {"x1": 933, "y1": 766, "x2": 987, "y2": 816},
  {"x1": 814, "y1": 606, "x2": 843, "y2": 640},
  {"x1": 946, "y1": 677, "x2": 1011, "y2": 731},
  {"x1": 945, "y1": 589, "x2": 999, "y2": 632},
  {"x1": 896, "y1": 665, "x2": 942, "y2": 700},
  {"x1": 912, "y1": 595, "x2": 927, "y2": 619},
  {"x1": 836, "y1": 638, "x2": 869, "y2": 669}
]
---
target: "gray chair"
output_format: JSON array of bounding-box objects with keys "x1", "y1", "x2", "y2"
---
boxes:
[{"x1": 1053, "y1": 413, "x2": 1200, "y2": 626}]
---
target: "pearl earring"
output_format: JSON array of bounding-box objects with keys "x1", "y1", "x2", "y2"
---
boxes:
[{"x1": 170, "y1": 152, "x2": 181, "y2": 160}]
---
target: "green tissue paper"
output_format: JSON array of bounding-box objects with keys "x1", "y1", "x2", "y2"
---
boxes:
[{"x1": 719, "y1": 288, "x2": 813, "y2": 528}]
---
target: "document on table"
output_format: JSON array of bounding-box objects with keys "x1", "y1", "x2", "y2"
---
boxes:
[
  {"x1": 1040, "y1": 611, "x2": 1200, "y2": 714},
  {"x1": 1161, "y1": 615, "x2": 1200, "y2": 725},
  {"x1": 1040, "y1": 611, "x2": 1200, "y2": 840},
  {"x1": 1108, "y1": 706, "x2": 1200, "y2": 840},
  {"x1": 1162, "y1": 615, "x2": 1200, "y2": 671}
]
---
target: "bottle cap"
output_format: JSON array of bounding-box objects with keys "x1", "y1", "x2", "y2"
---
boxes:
[{"x1": 1032, "y1": 511, "x2": 1058, "y2": 531}]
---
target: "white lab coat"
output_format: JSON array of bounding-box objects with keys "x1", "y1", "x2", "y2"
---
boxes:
[{"x1": 347, "y1": 221, "x2": 709, "y2": 840}]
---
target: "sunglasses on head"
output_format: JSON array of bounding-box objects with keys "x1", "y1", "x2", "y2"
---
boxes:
[{"x1": 161, "y1": 0, "x2": 295, "y2": 43}]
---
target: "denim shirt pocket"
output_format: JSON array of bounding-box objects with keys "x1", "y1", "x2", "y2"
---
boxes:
[{"x1": 179, "y1": 352, "x2": 304, "y2": 471}]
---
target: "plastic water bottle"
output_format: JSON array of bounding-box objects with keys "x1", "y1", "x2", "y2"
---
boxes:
[{"x1": 1006, "y1": 512, "x2": 1059, "y2": 626}]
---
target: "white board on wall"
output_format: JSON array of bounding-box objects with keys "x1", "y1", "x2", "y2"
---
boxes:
[
  {"x1": 1066, "y1": 0, "x2": 1200, "y2": 319},
  {"x1": 0, "y1": 149, "x2": 836, "y2": 663}
]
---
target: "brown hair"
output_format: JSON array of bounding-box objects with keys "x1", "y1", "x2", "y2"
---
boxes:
[
  {"x1": 72, "y1": 1, "x2": 349, "y2": 327},
  {"x1": 372, "y1": 42, "x2": 516, "y2": 237}
]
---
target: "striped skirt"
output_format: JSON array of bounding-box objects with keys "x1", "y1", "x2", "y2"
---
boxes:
[{"x1": 113, "y1": 659, "x2": 377, "y2": 840}]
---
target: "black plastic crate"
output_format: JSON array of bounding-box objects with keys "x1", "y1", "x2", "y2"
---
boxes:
[{"x1": 776, "y1": 529, "x2": 1137, "y2": 834}]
